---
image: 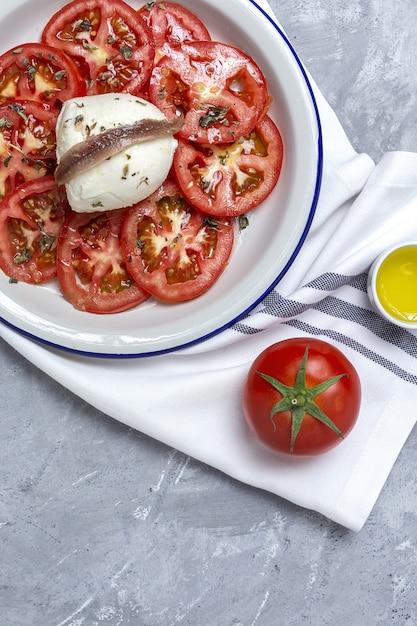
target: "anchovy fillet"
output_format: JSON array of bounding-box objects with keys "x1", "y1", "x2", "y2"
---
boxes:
[{"x1": 55, "y1": 115, "x2": 183, "y2": 186}]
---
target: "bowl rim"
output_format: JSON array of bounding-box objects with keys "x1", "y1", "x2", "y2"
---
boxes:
[{"x1": 0, "y1": 0, "x2": 323, "y2": 357}]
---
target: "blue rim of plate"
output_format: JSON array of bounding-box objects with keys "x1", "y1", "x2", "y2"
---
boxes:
[{"x1": 0, "y1": 0, "x2": 323, "y2": 359}]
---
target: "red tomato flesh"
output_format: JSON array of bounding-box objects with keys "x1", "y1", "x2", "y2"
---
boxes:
[
  {"x1": 57, "y1": 208, "x2": 150, "y2": 313},
  {"x1": 41, "y1": 0, "x2": 154, "y2": 96},
  {"x1": 0, "y1": 43, "x2": 85, "y2": 107},
  {"x1": 0, "y1": 176, "x2": 69, "y2": 284},
  {"x1": 149, "y1": 41, "x2": 269, "y2": 144},
  {"x1": 120, "y1": 178, "x2": 234, "y2": 302},
  {"x1": 0, "y1": 100, "x2": 58, "y2": 202},
  {"x1": 174, "y1": 115, "x2": 283, "y2": 216},
  {"x1": 138, "y1": 1, "x2": 211, "y2": 62}
]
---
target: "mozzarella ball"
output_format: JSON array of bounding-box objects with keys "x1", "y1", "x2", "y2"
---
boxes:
[{"x1": 56, "y1": 93, "x2": 178, "y2": 213}]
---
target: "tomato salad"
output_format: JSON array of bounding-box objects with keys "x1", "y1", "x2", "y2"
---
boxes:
[{"x1": 0, "y1": 0, "x2": 283, "y2": 313}]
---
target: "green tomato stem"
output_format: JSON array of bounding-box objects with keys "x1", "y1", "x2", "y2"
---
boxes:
[{"x1": 257, "y1": 347, "x2": 346, "y2": 453}]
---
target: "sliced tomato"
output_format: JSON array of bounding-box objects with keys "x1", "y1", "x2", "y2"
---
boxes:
[
  {"x1": 138, "y1": 2, "x2": 211, "y2": 61},
  {"x1": 173, "y1": 115, "x2": 283, "y2": 216},
  {"x1": 0, "y1": 43, "x2": 85, "y2": 107},
  {"x1": 120, "y1": 178, "x2": 234, "y2": 302},
  {"x1": 149, "y1": 41, "x2": 269, "y2": 144},
  {"x1": 0, "y1": 176, "x2": 69, "y2": 284},
  {"x1": 41, "y1": 0, "x2": 154, "y2": 96},
  {"x1": 0, "y1": 100, "x2": 58, "y2": 202},
  {"x1": 57, "y1": 208, "x2": 150, "y2": 313}
]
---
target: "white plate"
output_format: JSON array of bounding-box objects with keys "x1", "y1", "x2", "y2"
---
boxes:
[{"x1": 0, "y1": 0, "x2": 322, "y2": 357}]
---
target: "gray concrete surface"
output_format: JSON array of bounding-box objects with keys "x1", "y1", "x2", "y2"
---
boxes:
[{"x1": 2, "y1": 0, "x2": 417, "y2": 624}]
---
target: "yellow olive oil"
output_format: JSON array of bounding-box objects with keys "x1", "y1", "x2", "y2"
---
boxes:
[{"x1": 376, "y1": 245, "x2": 417, "y2": 323}]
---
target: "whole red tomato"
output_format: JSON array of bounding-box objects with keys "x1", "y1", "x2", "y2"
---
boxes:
[{"x1": 242, "y1": 338, "x2": 361, "y2": 456}]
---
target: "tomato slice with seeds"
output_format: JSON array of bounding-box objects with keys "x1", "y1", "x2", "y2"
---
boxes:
[
  {"x1": 57, "y1": 208, "x2": 150, "y2": 313},
  {"x1": 0, "y1": 43, "x2": 85, "y2": 107},
  {"x1": 173, "y1": 115, "x2": 283, "y2": 216},
  {"x1": 0, "y1": 176, "x2": 69, "y2": 284},
  {"x1": 120, "y1": 178, "x2": 234, "y2": 302},
  {"x1": 137, "y1": 2, "x2": 211, "y2": 62},
  {"x1": 41, "y1": 0, "x2": 154, "y2": 96},
  {"x1": 0, "y1": 100, "x2": 58, "y2": 202},
  {"x1": 149, "y1": 41, "x2": 269, "y2": 144}
]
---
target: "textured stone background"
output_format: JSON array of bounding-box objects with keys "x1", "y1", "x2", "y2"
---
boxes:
[{"x1": 2, "y1": 1, "x2": 417, "y2": 625}]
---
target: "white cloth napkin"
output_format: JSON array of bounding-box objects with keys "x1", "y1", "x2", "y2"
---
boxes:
[{"x1": 2, "y1": 1, "x2": 417, "y2": 532}]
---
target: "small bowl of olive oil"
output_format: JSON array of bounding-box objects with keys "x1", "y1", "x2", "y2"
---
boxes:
[{"x1": 367, "y1": 242, "x2": 417, "y2": 329}]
